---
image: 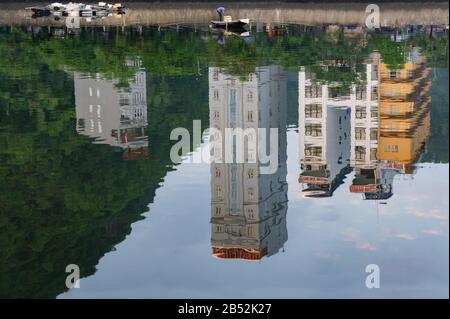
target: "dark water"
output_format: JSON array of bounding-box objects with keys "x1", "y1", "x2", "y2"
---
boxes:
[{"x1": 0, "y1": 23, "x2": 448, "y2": 298}]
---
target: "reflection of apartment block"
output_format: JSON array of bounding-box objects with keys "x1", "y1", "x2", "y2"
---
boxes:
[
  {"x1": 75, "y1": 63, "x2": 148, "y2": 159},
  {"x1": 298, "y1": 63, "x2": 365, "y2": 197},
  {"x1": 378, "y1": 48, "x2": 431, "y2": 171},
  {"x1": 209, "y1": 66, "x2": 288, "y2": 261}
]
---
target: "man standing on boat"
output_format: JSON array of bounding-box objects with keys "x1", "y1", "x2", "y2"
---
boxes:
[{"x1": 216, "y1": 7, "x2": 225, "y2": 21}]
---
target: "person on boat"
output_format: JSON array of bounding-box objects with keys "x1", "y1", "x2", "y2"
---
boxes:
[{"x1": 216, "y1": 7, "x2": 225, "y2": 21}]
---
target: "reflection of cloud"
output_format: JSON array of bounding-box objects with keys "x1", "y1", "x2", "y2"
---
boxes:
[
  {"x1": 422, "y1": 229, "x2": 445, "y2": 236},
  {"x1": 314, "y1": 252, "x2": 341, "y2": 262},
  {"x1": 396, "y1": 233, "x2": 416, "y2": 240},
  {"x1": 355, "y1": 241, "x2": 377, "y2": 251},
  {"x1": 341, "y1": 228, "x2": 377, "y2": 251},
  {"x1": 410, "y1": 208, "x2": 448, "y2": 220}
]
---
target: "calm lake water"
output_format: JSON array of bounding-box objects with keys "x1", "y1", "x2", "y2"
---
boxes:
[{"x1": 0, "y1": 22, "x2": 448, "y2": 298}]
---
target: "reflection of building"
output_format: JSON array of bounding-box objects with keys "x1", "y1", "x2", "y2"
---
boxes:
[
  {"x1": 298, "y1": 54, "x2": 381, "y2": 197},
  {"x1": 209, "y1": 66, "x2": 288, "y2": 261},
  {"x1": 75, "y1": 59, "x2": 148, "y2": 160},
  {"x1": 299, "y1": 49, "x2": 431, "y2": 200},
  {"x1": 378, "y1": 48, "x2": 431, "y2": 171},
  {"x1": 349, "y1": 53, "x2": 380, "y2": 169},
  {"x1": 349, "y1": 48, "x2": 431, "y2": 199}
]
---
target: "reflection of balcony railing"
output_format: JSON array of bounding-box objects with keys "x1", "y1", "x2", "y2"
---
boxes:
[
  {"x1": 298, "y1": 175, "x2": 329, "y2": 185},
  {"x1": 122, "y1": 147, "x2": 149, "y2": 161},
  {"x1": 349, "y1": 184, "x2": 377, "y2": 193}
]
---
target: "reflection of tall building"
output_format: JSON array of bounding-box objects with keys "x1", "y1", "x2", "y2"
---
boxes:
[
  {"x1": 209, "y1": 66, "x2": 288, "y2": 261},
  {"x1": 378, "y1": 48, "x2": 431, "y2": 171},
  {"x1": 349, "y1": 48, "x2": 431, "y2": 199},
  {"x1": 75, "y1": 59, "x2": 148, "y2": 160},
  {"x1": 347, "y1": 53, "x2": 393, "y2": 199}
]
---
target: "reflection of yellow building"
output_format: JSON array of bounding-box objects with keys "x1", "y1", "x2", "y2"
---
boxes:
[{"x1": 378, "y1": 48, "x2": 431, "y2": 170}]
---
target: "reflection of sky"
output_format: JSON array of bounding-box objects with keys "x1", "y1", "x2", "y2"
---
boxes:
[{"x1": 60, "y1": 129, "x2": 449, "y2": 299}]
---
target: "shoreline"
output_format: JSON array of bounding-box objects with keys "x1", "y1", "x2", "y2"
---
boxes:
[{"x1": 0, "y1": 2, "x2": 448, "y2": 26}]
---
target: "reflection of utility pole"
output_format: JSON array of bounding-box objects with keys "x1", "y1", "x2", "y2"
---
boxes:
[{"x1": 376, "y1": 199, "x2": 380, "y2": 226}]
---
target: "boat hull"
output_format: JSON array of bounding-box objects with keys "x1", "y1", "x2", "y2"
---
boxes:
[{"x1": 210, "y1": 19, "x2": 249, "y2": 30}]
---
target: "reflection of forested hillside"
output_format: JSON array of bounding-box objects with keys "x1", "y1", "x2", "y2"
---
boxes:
[
  {"x1": 420, "y1": 68, "x2": 449, "y2": 163},
  {"x1": 0, "y1": 65, "x2": 208, "y2": 298}
]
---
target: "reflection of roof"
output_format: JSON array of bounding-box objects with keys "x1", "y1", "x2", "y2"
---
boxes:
[
  {"x1": 302, "y1": 190, "x2": 331, "y2": 198},
  {"x1": 212, "y1": 247, "x2": 267, "y2": 261}
]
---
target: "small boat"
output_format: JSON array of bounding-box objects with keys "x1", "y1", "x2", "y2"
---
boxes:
[
  {"x1": 28, "y1": 6, "x2": 51, "y2": 16},
  {"x1": 210, "y1": 18, "x2": 250, "y2": 30}
]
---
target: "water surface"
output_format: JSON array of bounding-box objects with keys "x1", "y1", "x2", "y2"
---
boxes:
[{"x1": 0, "y1": 22, "x2": 448, "y2": 298}]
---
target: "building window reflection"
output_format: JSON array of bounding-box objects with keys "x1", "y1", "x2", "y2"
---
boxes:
[
  {"x1": 355, "y1": 146, "x2": 366, "y2": 160},
  {"x1": 305, "y1": 104, "x2": 322, "y2": 118},
  {"x1": 355, "y1": 127, "x2": 366, "y2": 140}
]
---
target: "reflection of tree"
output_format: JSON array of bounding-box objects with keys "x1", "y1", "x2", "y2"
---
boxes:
[
  {"x1": 1, "y1": 26, "x2": 447, "y2": 79},
  {"x1": 412, "y1": 33, "x2": 449, "y2": 68},
  {"x1": 369, "y1": 36, "x2": 408, "y2": 70},
  {"x1": 0, "y1": 64, "x2": 209, "y2": 298}
]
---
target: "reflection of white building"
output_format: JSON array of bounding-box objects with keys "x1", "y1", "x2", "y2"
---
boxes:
[
  {"x1": 298, "y1": 73, "x2": 352, "y2": 198},
  {"x1": 298, "y1": 53, "x2": 380, "y2": 197},
  {"x1": 350, "y1": 53, "x2": 380, "y2": 169},
  {"x1": 209, "y1": 66, "x2": 288, "y2": 260},
  {"x1": 75, "y1": 59, "x2": 148, "y2": 159}
]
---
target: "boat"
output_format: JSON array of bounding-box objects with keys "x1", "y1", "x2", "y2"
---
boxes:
[
  {"x1": 29, "y1": 7, "x2": 51, "y2": 16},
  {"x1": 210, "y1": 18, "x2": 250, "y2": 30}
]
